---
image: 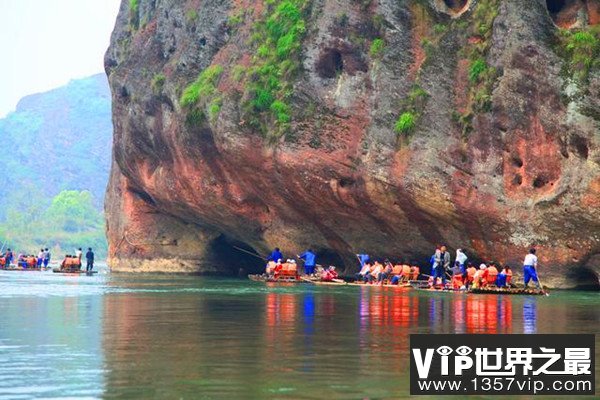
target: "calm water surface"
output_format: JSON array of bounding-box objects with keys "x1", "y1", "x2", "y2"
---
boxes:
[{"x1": 0, "y1": 269, "x2": 598, "y2": 399}]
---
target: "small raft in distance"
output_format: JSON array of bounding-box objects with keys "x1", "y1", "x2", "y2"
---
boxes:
[
  {"x1": 52, "y1": 268, "x2": 98, "y2": 275},
  {"x1": 248, "y1": 274, "x2": 309, "y2": 283}
]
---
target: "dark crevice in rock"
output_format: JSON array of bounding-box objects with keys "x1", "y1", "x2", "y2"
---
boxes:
[
  {"x1": 533, "y1": 175, "x2": 549, "y2": 188},
  {"x1": 545, "y1": 0, "x2": 589, "y2": 28},
  {"x1": 338, "y1": 177, "x2": 355, "y2": 188},
  {"x1": 570, "y1": 135, "x2": 589, "y2": 159},
  {"x1": 315, "y1": 248, "x2": 346, "y2": 271},
  {"x1": 130, "y1": 188, "x2": 157, "y2": 207},
  {"x1": 316, "y1": 48, "x2": 344, "y2": 79},
  {"x1": 206, "y1": 234, "x2": 264, "y2": 275},
  {"x1": 512, "y1": 174, "x2": 523, "y2": 186},
  {"x1": 547, "y1": 0, "x2": 567, "y2": 13},
  {"x1": 567, "y1": 265, "x2": 600, "y2": 290},
  {"x1": 444, "y1": 0, "x2": 468, "y2": 12},
  {"x1": 511, "y1": 155, "x2": 524, "y2": 168}
]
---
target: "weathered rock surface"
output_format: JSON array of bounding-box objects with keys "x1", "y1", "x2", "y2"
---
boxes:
[{"x1": 105, "y1": 0, "x2": 600, "y2": 288}]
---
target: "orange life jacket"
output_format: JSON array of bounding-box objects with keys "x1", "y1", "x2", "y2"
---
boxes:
[
  {"x1": 487, "y1": 266, "x2": 498, "y2": 284},
  {"x1": 401, "y1": 264, "x2": 411, "y2": 276},
  {"x1": 410, "y1": 266, "x2": 420, "y2": 280},
  {"x1": 466, "y1": 267, "x2": 476, "y2": 282},
  {"x1": 392, "y1": 265, "x2": 402, "y2": 275},
  {"x1": 506, "y1": 269, "x2": 513, "y2": 284},
  {"x1": 26, "y1": 257, "x2": 36, "y2": 267},
  {"x1": 452, "y1": 274, "x2": 464, "y2": 289}
]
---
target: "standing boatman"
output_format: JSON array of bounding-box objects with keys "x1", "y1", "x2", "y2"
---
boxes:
[
  {"x1": 267, "y1": 247, "x2": 283, "y2": 262},
  {"x1": 298, "y1": 249, "x2": 317, "y2": 276},
  {"x1": 523, "y1": 248, "x2": 541, "y2": 289},
  {"x1": 43, "y1": 248, "x2": 51, "y2": 268},
  {"x1": 85, "y1": 247, "x2": 95, "y2": 272}
]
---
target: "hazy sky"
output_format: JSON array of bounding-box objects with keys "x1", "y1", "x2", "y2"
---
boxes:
[{"x1": 0, "y1": 0, "x2": 121, "y2": 117}]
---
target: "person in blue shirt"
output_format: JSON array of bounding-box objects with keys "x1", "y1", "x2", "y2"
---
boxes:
[
  {"x1": 357, "y1": 253, "x2": 370, "y2": 267},
  {"x1": 267, "y1": 247, "x2": 283, "y2": 262},
  {"x1": 298, "y1": 249, "x2": 317, "y2": 275}
]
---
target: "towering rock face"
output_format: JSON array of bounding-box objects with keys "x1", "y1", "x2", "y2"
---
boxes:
[{"x1": 105, "y1": 0, "x2": 600, "y2": 287}]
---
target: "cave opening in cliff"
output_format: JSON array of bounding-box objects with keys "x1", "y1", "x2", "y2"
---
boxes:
[
  {"x1": 316, "y1": 49, "x2": 344, "y2": 79},
  {"x1": 567, "y1": 265, "x2": 600, "y2": 290},
  {"x1": 443, "y1": 0, "x2": 469, "y2": 12},
  {"x1": 570, "y1": 135, "x2": 589, "y2": 159},
  {"x1": 532, "y1": 175, "x2": 549, "y2": 188},
  {"x1": 206, "y1": 234, "x2": 264, "y2": 275},
  {"x1": 315, "y1": 249, "x2": 346, "y2": 271},
  {"x1": 546, "y1": 0, "x2": 584, "y2": 27}
]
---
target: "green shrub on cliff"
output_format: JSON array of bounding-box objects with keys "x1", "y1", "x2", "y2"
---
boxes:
[
  {"x1": 151, "y1": 74, "x2": 166, "y2": 94},
  {"x1": 242, "y1": 0, "x2": 310, "y2": 136},
  {"x1": 129, "y1": 0, "x2": 139, "y2": 14},
  {"x1": 370, "y1": 38, "x2": 385, "y2": 59},
  {"x1": 129, "y1": 0, "x2": 139, "y2": 28},
  {"x1": 469, "y1": 58, "x2": 487, "y2": 83},
  {"x1": 560, "y1": 28, "x2": 600, "y2": 81},
  {"x1": 394, "y1": 112, "x2": 416, "y2": 135},
  {"x1": 180, "y1": 65, "x2": 223, "y2": 107}
]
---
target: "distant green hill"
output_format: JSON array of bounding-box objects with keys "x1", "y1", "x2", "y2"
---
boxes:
[{"x1": 0, "y1": 74, "x2": 112, "y2": 258}]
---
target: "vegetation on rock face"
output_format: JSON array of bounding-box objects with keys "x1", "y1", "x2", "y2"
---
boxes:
[
  {"x1": 454, "y1": 0, "x2": 500, "y2": 136},
  {"x1": 180, "y1": 65, "x2": 224, "y2": 124},
  {"x1": 559, "y1": 27, "x2": 600, "y2": 82},
  {"x1": 395, "y1": 85, "x2": 428, "y2": 138},
  {"x1": 369, "y1": 38, "x2": 385, "y2": 58},
  {"x1": 394, "y1": 112, "x2": 416, "y2": 135},
  {"x1": 129, "y1": 0, "x2": 139, "y2": 28},
  {"x1": 151, "y1": 73, "x2": 166, "y2": 94},
  {"x1": 242, "y1": 0, "x2": 311, "y2": 138}
]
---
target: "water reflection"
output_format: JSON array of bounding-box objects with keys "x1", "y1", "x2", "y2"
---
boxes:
[
  {"x1": 0, "y1": 272, "x2": 594, "y2": 399},
  {"x1": 523, "y1": 298, "x2": 537, "y2": 334}
]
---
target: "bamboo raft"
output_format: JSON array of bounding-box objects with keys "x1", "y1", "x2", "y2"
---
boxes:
[
  {"x1": 248, "y1": 274, "x2": 309, "y2": 283},
  {"x1": 412, "y1": 284, "x2": 547, "y2": 296},
  {"x1": 1, "y1": 267, "x2": 49, "y2": 272},
  {"x1": 52, "y1": 268, "x2": 97, "y2": 275}
]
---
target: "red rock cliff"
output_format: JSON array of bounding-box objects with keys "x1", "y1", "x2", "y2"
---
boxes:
[{"x1": 104, "y1": 0, "x2": 600, "y2": 287}]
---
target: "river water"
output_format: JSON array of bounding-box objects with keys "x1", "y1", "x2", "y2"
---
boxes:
[{"x1": 0, "y1": 269, "x2": 597, "y2": 399}]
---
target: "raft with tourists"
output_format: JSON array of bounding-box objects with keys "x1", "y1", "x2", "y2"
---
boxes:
[
  {"x1": 249, "y1": 245, "x2": 550, "y2": 296},
  {"x1": 52, "y1": 254, "x2": 97, "y2": 275}
]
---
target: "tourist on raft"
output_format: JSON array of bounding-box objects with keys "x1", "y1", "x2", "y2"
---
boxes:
[
  {"x1": 356, "y1": 261, "x2": 371, "y2": 282},
  {"x1": 4, "y1": 249, "x2": 13, "y2": 268},
  {"x1": 368, "y1": 260, "x2": 383, "y2": 283},
  {"x1": 523, "y1": 249, "x2": 541, "y2": 289},
  {"x1": 486, "y1": 262, "x2": 499, "y2": 286},
  {"x1": 496, "y1": 265, "x2": 512, "y2": 288},
  {"x1": 465, "y1": 262, "x2": 476, "y2": 288},
  {"x1": 432, "y1": 245, "x2": 450, "y2": 285},
  {"x1": 455, "y1": 248, "x2": 468, "y2": 276},
  {"x1": 377, "y1": 260, "x2": 394, "y2": 284},
  {"x1": 472, "y1": 264, "x2": 488, "y2": 289},
  {"x1": 37, "y1": 248, "x2": 44, "y2": 267},
  {"x1": 321, "y1": 266, "x2": 338, "y2": 282},
  {"x1": 298, "y1": 249, "x2": 317, "y2": 276}
]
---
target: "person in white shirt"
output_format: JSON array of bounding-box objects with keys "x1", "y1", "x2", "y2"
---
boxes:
[
  {"x1": 523, "y1": 248, "x2": 540, "y2": 289},
  {"x1": 355, "y1": 262, "x2": 370, "y2": 283},
  {"x1": 455, "y1": 249, "x2": 468, "y2": 275}
]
